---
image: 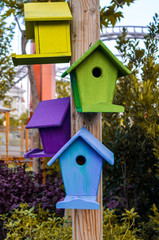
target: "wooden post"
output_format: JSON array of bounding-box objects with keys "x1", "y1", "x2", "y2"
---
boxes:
[
  {"x1": 25, "y1": 128, "x2": 29, "y2": 152},
  {"x1": 69, "y1": 0, "x2": 102, "y2": 239},
  {"x1": 21, "y1": 124, "x2": 24, "y2": 155},
  {"x1": 5, "y1": 112, "x2": 9, "y2": 165},
  {"x1": 42, "y1": 157, "x2": 46, "y2": 185}
]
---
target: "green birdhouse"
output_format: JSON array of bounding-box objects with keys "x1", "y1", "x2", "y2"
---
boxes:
[
  {"x1": 62, "y1": 40, "x2": 131, "y2": 112},
  {"x1": 12, "y1": 2, "x2": 72, "y2": 66}
]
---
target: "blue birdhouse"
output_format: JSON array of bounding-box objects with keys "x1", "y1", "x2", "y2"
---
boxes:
[{"x1": 47, "y1": 127, "x2": 114, "y2": 210}]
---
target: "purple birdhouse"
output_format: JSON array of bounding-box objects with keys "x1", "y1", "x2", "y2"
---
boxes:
[
  {"x1": 47, "y1": 127, "x2": 114, "y2": 210},
  {"x1": 25, "y1": 97, "x2": 70, "y2": 158}
]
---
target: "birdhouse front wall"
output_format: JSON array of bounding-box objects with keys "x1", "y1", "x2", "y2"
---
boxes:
[
  {"x1": 34, "y1": 21, "x2": 71, "y2": 55},
  {"x1": 74, "y1": 50, "x2": 118, "y2": 108},
  {"x1": 59, "y1": 137, "x2": 103, "y2": 197},
  {"x1": 39, "y1": 108, "x2": 70, "y2": 154}
]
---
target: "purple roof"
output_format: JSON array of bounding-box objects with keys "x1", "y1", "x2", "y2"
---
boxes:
[
  {"x1": 48, "y1": 127, "x2": 114, "y2": 166},
  {"x1": 26, "y1": 97, "x2": 70, "y2": 128}
]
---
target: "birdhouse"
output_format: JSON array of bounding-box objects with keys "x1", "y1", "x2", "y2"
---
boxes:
[
  {"x1": 12, "y1": 2, "x2": 72, "y2": 66},
  {"x1": 24, "y1": 97, "x2": 70, "y2": 158},
  {"x1": 47, "y1": 127, "x2": 114, "y2": 210},
  {"x1": 62, "y1": 40, "x2": 131, "y2": 112}
]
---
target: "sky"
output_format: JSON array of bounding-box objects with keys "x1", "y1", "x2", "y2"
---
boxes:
[{"x1": 100, "y1": 0, "x2": 158, "y2": 26}]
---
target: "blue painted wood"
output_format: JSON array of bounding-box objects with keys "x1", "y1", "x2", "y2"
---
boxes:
[
  {"x1": 56, "y1": 196, "x2": 99, "y2": 209},
  {"x1": 48, "y1": 126, "x2": 114, "y2": 166},
  {"x1": 60, "y1": 137, "x2": 103, "y2": 196},
  {"x1": 47, "y1": 127, "x2": 114, "y2": 210}
]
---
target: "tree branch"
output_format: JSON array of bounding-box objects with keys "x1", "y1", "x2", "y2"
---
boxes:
[{"x1": 14, "y1": 14, "x2": 22, "y2": 33}]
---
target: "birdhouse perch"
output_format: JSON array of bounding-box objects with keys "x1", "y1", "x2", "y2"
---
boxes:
[
  {"x1": 47, "y1": 127, "x2": 114, "y2": 210},
  {"x1": 12, "y1": 2, "x2": 72, "y2": 66},
  {"x1": 62, "y1": 40, "x2": 131, "y2": 112},
  {"x1": 24, "y1": 97, "x2": 70, "y2": 158}
]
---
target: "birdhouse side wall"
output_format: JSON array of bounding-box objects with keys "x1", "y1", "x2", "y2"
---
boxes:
[
  {"x1": 75, "y1": 50, "x2": 118, "y2": 108},
  {"x1": 34, "y1": 21, "x2": 71, "y2": 55},
  {"x1": 70, "y1": 70, "x2": 81, "y2": 109},
  {"x1": 59, "y1": 137, "x2": 103, "y2": 196}
]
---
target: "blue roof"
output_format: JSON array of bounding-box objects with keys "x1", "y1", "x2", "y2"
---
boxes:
[{"x1": 47, "y1": 127, "x2": 114, "y2": 166}]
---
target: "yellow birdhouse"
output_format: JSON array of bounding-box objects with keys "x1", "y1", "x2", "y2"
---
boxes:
[{"x1": 12, "y1": 2, "x2": 72, "y2": 66}]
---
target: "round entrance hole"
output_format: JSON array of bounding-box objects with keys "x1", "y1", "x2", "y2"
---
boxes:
[
  {"x1": 76, "y1": 155, "x2": 86, "y2": 166},
  {"x1": 92, "y1": 67, "x2": 102, "y2": 78}
]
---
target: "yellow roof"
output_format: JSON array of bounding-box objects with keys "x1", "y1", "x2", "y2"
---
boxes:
[{"x1": 24, "y1": 2, "x2": 72, "y2": 21}]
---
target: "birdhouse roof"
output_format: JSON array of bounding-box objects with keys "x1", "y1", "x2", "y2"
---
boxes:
[
  {"x1": 47, "y1": 127, "x2": 114, "y2": 166},
  {"x1": 24, "y1": 2, "x2": 72, "y2": 22},
  {"x1": 24, "y1": 2, "x2": 72, "y2": 39},
  {"x1": 62, "y1": 40, "x2": 131, "y2": 78},
  {"x1": 26, "y1": 97, "x2": 70, "y2": 129}
]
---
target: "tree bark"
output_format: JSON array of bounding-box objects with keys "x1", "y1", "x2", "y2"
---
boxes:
[
  {"x1": 21, "y1": 30, "x2": 40, "y2": 173},
  {"x1": 69, "y1": 0, "x2": 102, "y2": 239}
]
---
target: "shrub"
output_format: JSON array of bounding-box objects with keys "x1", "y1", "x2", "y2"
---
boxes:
[
  {"x1": 2, "y1": 204, "x2": 159, "y2": 239},
  {"x1": 1, "y1": 202, "x2": 72, "y2": 240},
  {"x1": 0, "y1": 161, "x2": 65, "y2": 214},
  {"x1": 103, "y1": 208, "x2": 141, "y2": 239}
]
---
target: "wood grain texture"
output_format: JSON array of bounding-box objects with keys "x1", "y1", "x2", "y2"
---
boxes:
[{"x1": 69, "y1": 0, "x2": 102, "y2": 239}]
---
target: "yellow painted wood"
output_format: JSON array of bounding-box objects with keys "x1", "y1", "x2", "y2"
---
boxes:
[
  {"x1": 24, "y1": 2, "x2": 72, "y2": 40},
  {"x1": 25, "y1": 22, "x2": 34, "y2": 39},
  {"x1": 11, "y1": 2, "x2": 72, "y2": 66},
  {"x1": 38, "y1": 21, "x2": 70, "y2": 54},
  {"x1": 34, "y1": 22, "x2": 40, "y2": 54},
  {"x1": 11, "y1": 53, "x2": 71, "y2": 66},
  {"x1": 24, "y1": 3, "x2": 72, "y2": 21}
]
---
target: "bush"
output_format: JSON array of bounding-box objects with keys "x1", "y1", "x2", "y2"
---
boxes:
[
  {"x1": 2, "y1": 204, "x2": 159, "y2": 240},
  {"x1": 1, "y1": 202, "x2": 72, "y2": 240},
  {"x1": 103, "y1": 208, "x2": 140, "y2": 239},
  {"x1": 103, "y1": 205, "x2": 159, "y2": 240},
  {"x1": 0, "y1": 161, "x2": 65, "y2": 214}
]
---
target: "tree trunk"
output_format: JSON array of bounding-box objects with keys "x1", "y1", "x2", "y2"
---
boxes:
[{"x1": 22, "y1": 30, "x2": 40, "y2": 173}]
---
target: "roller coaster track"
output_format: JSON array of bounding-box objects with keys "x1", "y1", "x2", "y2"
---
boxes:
[
  {"x1": 15, "y1": 26, "x2": 159, "y2": 82},
  {"x1": 100, "y1": 25, "x2": 159, "y2": 41}
]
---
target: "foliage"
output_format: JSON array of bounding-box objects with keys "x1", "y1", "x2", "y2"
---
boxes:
[
  {"x1": 19, "y1": 110, "x2": 29, "y2": 125},
  {"x1": 102, "y1": 14, "x2": 159, "y2": 219},
  {"x1": 100, "y1": 0, "x2": 135, "y2": 29},
  {"x1": 0, "y1": 18, "x2": 15, "y2": 100},
  {"x1": 1, "y1": 202, "x2": 72, "y2": 240},
  {"x1": 3, "y1": 97, "x2": 13, "y2": 108},
  {"x1": 149, "y1": 204, "x2": 159, "y2": 234},
  {"x1": 0, "y1": 161, "x2": 64, "y2": 215},
  {"x1": 9, "y1": 115, "x2": 20, "y2": 126},
  {"x1": 103, "y1": 206, "x2": 159, "y2": 239},
  {"x1": 103, "y1": 208, "x2": 140, "y2": 239},
  {"x1": 2, "y1": 204, "x2": 159, "y2": 239},
  {"x1": 56, "y1": 80, "x2": 70, "y2": 99}
]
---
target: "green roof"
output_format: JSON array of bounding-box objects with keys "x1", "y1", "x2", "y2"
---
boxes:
[{"x1": 61, "y1": 40, "x2": 131, "y2": 78}]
